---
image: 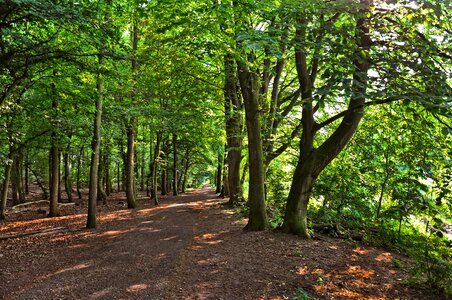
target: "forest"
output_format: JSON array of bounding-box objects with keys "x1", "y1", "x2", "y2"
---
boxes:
[{"x1": 1, "y1": 0, "x2": 451, "y2": 298}]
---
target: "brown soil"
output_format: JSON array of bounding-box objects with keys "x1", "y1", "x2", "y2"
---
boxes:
[{"x1": 0, "y1": 186, "x2": 447, "y2": 299}]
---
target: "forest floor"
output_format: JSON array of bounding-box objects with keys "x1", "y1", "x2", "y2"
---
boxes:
[{"x1": 0, "y1": 186, "x2": 447, "y2": 300}]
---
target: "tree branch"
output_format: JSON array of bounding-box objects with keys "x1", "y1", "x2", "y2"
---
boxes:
[{"x1": 314, "y1": 97, "x2": 403, "y2": 131}]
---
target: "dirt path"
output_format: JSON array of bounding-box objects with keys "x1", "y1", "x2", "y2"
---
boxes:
[{"x1": 0, "y1": 186, "x2": 445, "y2": 299}]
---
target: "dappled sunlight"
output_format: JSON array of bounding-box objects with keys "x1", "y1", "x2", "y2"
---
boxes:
[
  {"x1": 194, "y1": 232, "x2": 225, "y2": 245},
  {"x1": 353, "y1": 247, "x2": 369, "y2": 255},
  {"x1": 140, "y1": 220, "x2": 154, "y2": 224},
  {"x1": 98, "y1": 230, "x2": 130, "y2": 238},
  {"x1": 91, "y1": 287, "x2": 115, "y2": 299},
  {"x1": 54, "y1": 263, "x2": 91, "y2": 275},
  {"x1": 126, "y1": 283, "x2": 148, "y2": 293},
  {"x1": 345, "y1": 265, "x2": 375, "y2": 279},
  {"x1": 331, "y1": 288, "x2": 363, "y2": 298},
  {"x1": 375, "y1": 252, "x2": 393, "y2": 263},
  {"x1": 68, "y1": 243, "x2": 89, "y2": 250},
  {"x1": 0, "y1": 213, "x2": 85, "y2": 235},
  {"x1": 99, "y1": 210, "x2": 132, "y2": 222},
  {"x1": 163, "y1": 235, "x2": 178, "y2": 241},
  {"x1": 138, "y1": 227, "x2": 161, "y2": 234}
]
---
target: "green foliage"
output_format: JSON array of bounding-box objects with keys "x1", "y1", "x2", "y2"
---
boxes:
[{"x1": 292, "y1": 288, "x2": 312, "y2": 300}]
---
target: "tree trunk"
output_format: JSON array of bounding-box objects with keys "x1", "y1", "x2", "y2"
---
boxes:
[
  {"x1": 117, "y1": 160, "x2": 121, "y2": 193},
  {"x1": 0, "y1": 149, "x2": 14, "y2": 219},
  {"x1": 220, "y1": 146, "x2": 229, "y2": 197},
  {"x1": 24, "y1": 151, "x2": 29, "y2": 195},
  {"x1": 64, "y1": 140, "x2": 73, "y2": 203},
  {"x1": 125, "y1": 18, "x2": 139, "y2": 209},
  {"x1": 76, "y1": 145, "x2": 83, "y2": 199},
  {"x1": 161, "y1": 168, "x2": 167, "y2": 196},
  {"x1": 181, "y1": 150, "x2": 190, "y2": 193},
  {"x1": 97, "y1": 148, "x2": 107, "y2": 204},
  {"x1": 151, "y1": 131, "x2": 162, "y2": 204},
  {"x1": 126, "y1": 117, "x2": 138, "y2": 208},
  {"x1": 172, "y1": 133, "x2": 178, "y2": 196},
  {"x1": 140, "y1": 139, "x2": 145, "y2": 192},
  {"x1": 282, "y1": 10, "x2": 371, "y2": 237},
  {"x1": 28, "y1": 167, "x2": 48, "y2": 199},
  {"x1": 87, "y1": 47, "x2": 105, "y2": 228},
  {"x1": 49, "y1": 77, "x2": 60, "y2": 217},
  {"x1": 215, "y1": 150, "x2": 222, "y2": 194},
  {"x1": 49, "y1": 144, "x2": 59, "y2": 217},
  {"x1": 105, "y1": 149, "x2": 111, "y2": 196},
  {"x1": 238, "y1": 59, "x2": 268, "y2": 231},
  {"x1": 11, "y1": 153, "x2": 25, "y2": 205}
]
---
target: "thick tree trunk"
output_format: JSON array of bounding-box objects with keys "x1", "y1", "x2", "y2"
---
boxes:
[
  {"x1": 49, "y1": 144, "x2": 59, "y2": 217},
  {"x1": 238, "y1": 60, "x2": 268, "y2": 231},
  {"x1": 125, "y1": 18, "x2": 139, "y2": 208},
  {"x1": 172, "y1": 133, "x2": 178, "y2": 196},
  {"x1": 282, "y1": 10, "x2": 371, "y2": 237},
  {"x1": 49, "y1": 77, "x2": 60, "y2": 217},
  {"x1": 87, "y1": 48, "x2": 105, "y2": 228}
]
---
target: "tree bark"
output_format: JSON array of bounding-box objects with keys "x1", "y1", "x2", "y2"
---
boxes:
[
  {"x1": 151, "y1": 131, "x2": 162, "y2": 204},
  {"x1": 224, "y1": 53, "x2": 243, "y2": 204},
  {"x1": 87, "y1": 47, "x2": 105, "y2": 228},
  {"x1": 76, "y1": 145, "x2": 83, "y2": 199},
  {"x1": 11, "y1": 151, "x2": 25, "y2": 205},
  {"x1": 181, "y1": 148, "x2": 190, "y2": 193},
  {"x1": 172, "y1": 133, "x2": 178, "y2": 196},
  {"x1": 125, "y1": 17, "x2": 139, "y2": 208},
  {"x1": 282, "y1": 9, "x2": 371, "y2": 237},
  {"x1": 215, "y1": 150, "x2": 222, "y2": 194},
  {"x1": 64, "y1": 139, "x2": 72, "y2": 203},
  {"x1": 0, "y1": 149, "x2": 14, "y2": 219},
  {"x1": 126, "y1": 117, "x2": 138, "y2": 208},
  {"x1": 49, "y1": 76, "x2": 59, "y2": 217},
  {"x1": 104, "y1": 148, "x2": 111, "y2": 196},
  {"x1": 238, "y1": 58, "x2": 268, "y2": 231},
  {"x1": 24, "y1": 150, "x2": 29, "y2": 195},
  {"x1": 97, "y1": 148, "x2": 107, "y2": 204}
]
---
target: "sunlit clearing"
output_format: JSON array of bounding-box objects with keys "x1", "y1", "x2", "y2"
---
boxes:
[{"x1": 127, "y1": 284, "x2": 148, "y2": 293}]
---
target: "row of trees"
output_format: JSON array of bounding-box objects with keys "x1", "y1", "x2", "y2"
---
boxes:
[
  {"x1": 1, "y1": 0, "x2": 451, "y2": 239},
  {"x1": 0, "y1": 0, "x2": 223, "y2": 226}
]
